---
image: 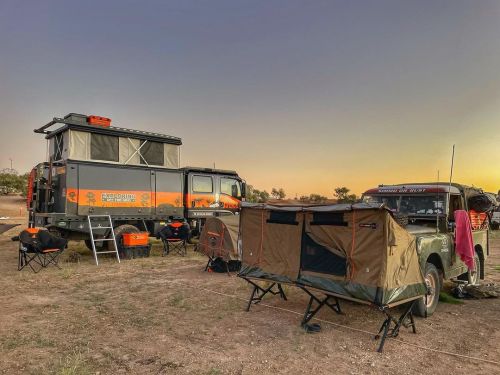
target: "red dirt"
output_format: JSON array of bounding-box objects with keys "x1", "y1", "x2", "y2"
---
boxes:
[{"x1": 0, "y1": 196, "x2": 499, "y2": 374}]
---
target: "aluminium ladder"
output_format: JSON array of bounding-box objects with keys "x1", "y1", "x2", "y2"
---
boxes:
[{"x1": 87, "y1": 215, "x2": 120, "y2": 266}]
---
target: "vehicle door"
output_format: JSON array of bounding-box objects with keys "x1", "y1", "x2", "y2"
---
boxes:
[
  {"x1": 186, "y1": 173, "x2": 218, "y2": 218},
  {"x1": 218, "y1": 176, "x2": 243, "y2": 214}
]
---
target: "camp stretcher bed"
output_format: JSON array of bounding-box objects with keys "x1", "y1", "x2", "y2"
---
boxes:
[{"x1": 239, "y1": 276, "x2": 420, "y2": 352}]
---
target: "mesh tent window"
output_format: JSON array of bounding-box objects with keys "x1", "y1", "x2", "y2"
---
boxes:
[
  {"x1": 300, "y1": 233, "x2": 347, "y2": 276},
  {"x1": 140, "y1": 140, "x2": 164, "y2": 166},
  {"x1": 90, "y1": 134, "x2": 119, "y2": 162}
]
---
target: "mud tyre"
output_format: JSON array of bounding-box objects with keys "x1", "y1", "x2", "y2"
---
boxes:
[{"x1": 414, "y1": 263, "x2": 442, "y2": 317}]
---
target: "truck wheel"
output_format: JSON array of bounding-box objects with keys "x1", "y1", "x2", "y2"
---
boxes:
[
  {"x1": 462, "y1": 252, "x2": 481, "y2": 285},
  {"x1": 457, "y1": 252, "x2": 481, "y2": 285},
  {"x1": 111, "y1": 224, "x2": 140, "y2": 260},
  {"x1": 414, "y1": 263, "x2": 442, "y2": 317}
]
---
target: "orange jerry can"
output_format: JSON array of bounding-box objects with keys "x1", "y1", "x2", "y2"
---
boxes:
[
  {"x1": 122, "y1": 232, "x2": 149, "y2": 247},
  {"x1": 87, "y1": 115, "x2": 111, "y2": 127}
]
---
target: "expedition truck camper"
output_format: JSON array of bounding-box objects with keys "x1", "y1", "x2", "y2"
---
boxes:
[{"x1": 27, "y1": 113, "x2": 245, "y2": 254}]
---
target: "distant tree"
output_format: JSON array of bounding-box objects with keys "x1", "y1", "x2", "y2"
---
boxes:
[
  {"x1": 299, "y1": 193, "x2": 328, "y2": 203},
  {"x1": 334, "y1": 186, "x2": 358, "y2": 203},
  {"x1": 308, "y1": 193, "x2": 328, "y2": 203},
  {"x1": 246, "y1": 185, "x2": 270, "y2": 203},
  {"x1": 0, "y1": 171, "x2": 28, "y2": 195},
  {"x1": 271, "y1": 187, "x2": 286, "y2": 200}
]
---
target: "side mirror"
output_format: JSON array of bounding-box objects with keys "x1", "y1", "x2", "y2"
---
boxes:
[{"x1": 241, "y1": 182, "x2": 247, "y2": 199}]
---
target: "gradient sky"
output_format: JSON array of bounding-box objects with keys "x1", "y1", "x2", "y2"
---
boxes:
[{"x1": 1, "y1": 0, "x2": 500, "y2": 197}]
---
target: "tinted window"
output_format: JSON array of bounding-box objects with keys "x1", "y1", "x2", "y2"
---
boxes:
[
  {"x1": 193, "y1": 176, "x2": 213, "y2": 193},
  {"x1": 91, "y1": 134, "x2": 119, "y2": 162},
  {"x1": 140, "y1": 140, "x2": 164, "y2": 166},
  {"x1": 220, "y1": 178, "x2": 241, "y2": 198}
]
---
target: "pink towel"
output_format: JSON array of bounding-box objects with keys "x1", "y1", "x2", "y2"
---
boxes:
[{"x1": 454, "y1": 210, "x2": 475, "y2": 271}]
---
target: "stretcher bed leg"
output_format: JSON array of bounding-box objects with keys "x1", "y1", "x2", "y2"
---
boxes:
[
  {"x1": 375, "y1": 301, "x2": 417, "y2": 352},
  {"x1": 299, "y1": 288, "x2": 342, "y2": 326},
  {"x1": 242, "y1": 278, "x2": 288, "y2": 311}
]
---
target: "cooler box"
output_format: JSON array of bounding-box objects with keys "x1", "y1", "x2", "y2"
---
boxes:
[{"x1": 122, "y1": 232, "x2": 149, "y2": 247}]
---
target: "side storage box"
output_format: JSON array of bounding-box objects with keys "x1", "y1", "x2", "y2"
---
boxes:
[{"x1": 122, "y1": 232, "x2": 149, "y2": 247}]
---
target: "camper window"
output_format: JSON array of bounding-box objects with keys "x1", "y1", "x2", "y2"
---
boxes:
[
  {"x1": 193, "y1": 175, "x2": 213, "y2": 193},
  {"x1": 140, "y1": 141, "x2": 164, "y2": 166},
  {"x1": 220, "y1": 178, "x2": 241, "y2": 198},
  {"x1": 90, "y1": 134, "x2": 119, "y2": 162}
]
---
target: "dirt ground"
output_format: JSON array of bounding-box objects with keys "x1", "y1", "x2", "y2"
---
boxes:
[{"x1": 0, "y1": 196, "x2": 499, "y2": 375}]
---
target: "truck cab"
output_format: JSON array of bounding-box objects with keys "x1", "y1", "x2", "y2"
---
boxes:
[
  {"x1": 362, "y1": 183, "x2": 490, "y2": 316},
  {"x1": 182, "y1": 167, "x2": 245, "y2": 235}
]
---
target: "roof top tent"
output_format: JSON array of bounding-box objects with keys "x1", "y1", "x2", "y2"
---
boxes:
[{"x1": 35, "y1": 113, "x2": 181, "y2": 168}]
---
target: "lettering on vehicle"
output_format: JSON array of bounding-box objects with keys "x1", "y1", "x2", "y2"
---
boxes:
[
  {"x1": 377, "y1": 188, "x2": 426, "y2": 193},
  {"x1": 441, "y1": 236, "x2": 449, "y2": 252},
  {"x1": 101, "y1": 193, "x2": 136, "y2": 203}
]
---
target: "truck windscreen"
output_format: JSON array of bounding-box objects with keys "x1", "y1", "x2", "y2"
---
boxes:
[{"x1": 363, "y1": 195, "x2": 446, "y2": 215}]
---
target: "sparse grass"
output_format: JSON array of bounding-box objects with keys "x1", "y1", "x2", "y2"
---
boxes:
[
  {"x1": 169, "y1": 292, "x2": 188, "y2": 309},
  {"x1": 206, "y1": 368, "x2": 222, "y2": 375},
  {"x1": 493, "y1": 265, "x2": 500, "y2": 272},
  {"x1": 439, "y1": 291, "x2": 464, "y2": 304},
  {"x1": 55, "y1": 351, "x2": 93, "y2": 375},
  {"x1": 60, "y1": 267, "x2": 75, "y2": 279},
  {"x1": 1, "y1": 331, "x2": 55, "y2": 350}
]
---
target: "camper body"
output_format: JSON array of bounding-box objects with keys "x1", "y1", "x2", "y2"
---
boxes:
[
  {"x1": 28, "y1": 113, "x2": 245, "y2": 245},
  {"x1": 362, "y1": 183, "x2": 490, "y2": 316}
]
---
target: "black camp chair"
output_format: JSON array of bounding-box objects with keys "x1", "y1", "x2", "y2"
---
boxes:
[
  {"x1": 13, "y1": 228, "x2": 67, "y2": 273},
  {"x1": 157, "y1": 217, "x2": 190, "y2": 256}
]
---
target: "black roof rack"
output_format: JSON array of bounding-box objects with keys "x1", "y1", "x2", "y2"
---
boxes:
[
  {"x1": 182, "y1": 166, "x2": 239, "y2": 176},
  {"x1": 34, "y1": 113, "x2": 182, "y2": 145}
]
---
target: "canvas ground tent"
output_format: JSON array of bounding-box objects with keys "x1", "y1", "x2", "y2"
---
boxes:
[
  {"x1": 238, "y1": 202, "x2": 427, "y2": 351},
  {"x1": 197, "y1": 215, "x2": 241, "y2": 272}
]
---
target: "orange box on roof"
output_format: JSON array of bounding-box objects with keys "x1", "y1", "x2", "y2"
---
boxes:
[
  {"x1": 87, "y1": 115, "x2": 111, "y2": 127},
  {"x1": 122, "y1": 232, "x2": 149, "y2": 247}
]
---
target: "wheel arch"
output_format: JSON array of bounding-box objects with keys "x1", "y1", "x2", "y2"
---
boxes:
[{"x1": 425, "y1": 252, "x2": 445, "y2": 280}]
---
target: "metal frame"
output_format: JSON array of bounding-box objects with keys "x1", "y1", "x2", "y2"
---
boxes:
[
  {"x1": 242, "y1": 277, "x2": 288, "y2": 312},
  {"x1": 299, "y1": 287, "x2": 342, "y2": 326},
  {"x1": 374, "y1": 301, "x2": 417, "y2": 352}
]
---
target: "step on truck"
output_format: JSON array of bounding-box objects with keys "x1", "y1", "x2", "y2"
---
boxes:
[
  {"x1": 362, "y1": 183, "x2": 494, "y2": 316},
  {"x1": 27, "y1": 113, "x2": 246, "y2": 255}
]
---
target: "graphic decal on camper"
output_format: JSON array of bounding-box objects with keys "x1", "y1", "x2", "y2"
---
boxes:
[{"x1": 66, "y1": 188, "x2": 183, "y2": 208}]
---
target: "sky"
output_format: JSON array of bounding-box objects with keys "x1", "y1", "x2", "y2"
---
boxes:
[{"x1": 1, "y1": 0, "x2": 500, "y2": 197}]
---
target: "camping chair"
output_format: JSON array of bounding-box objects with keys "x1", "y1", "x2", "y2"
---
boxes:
[
  {"x1": 14, "y1": 228, "x2": 67, "y2": 273},
  {"x1": 158, "y1": 218, "x2": 189, "y2": 256}
]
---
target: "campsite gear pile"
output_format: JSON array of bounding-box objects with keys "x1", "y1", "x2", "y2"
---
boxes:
[
  {"x1": 13, "y1": 228, "x2": 67, "y2": 273},
  {"x1": 121, "y1": 232, "x2": 151, "y2": 259},
  {"x1": 452, "y1": 283, "x2": 499, "y2": 299},
  {"x1": 197, "y1": 216, "x2": 241, "y2": 273},
  {"x1": 157, "y1": 217, "x2": 190, "y2": 256},
  {"x1": 238, "y1": 202, "x2": 427, "y2": 352}
]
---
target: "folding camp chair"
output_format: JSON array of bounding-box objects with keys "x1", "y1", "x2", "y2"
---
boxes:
[
  {"x1": 158, "y1": 218, "x2": 189, "y2": 256},
  {"x1": 14, "y1": 228, "x2": 67, "y2": 273}
]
